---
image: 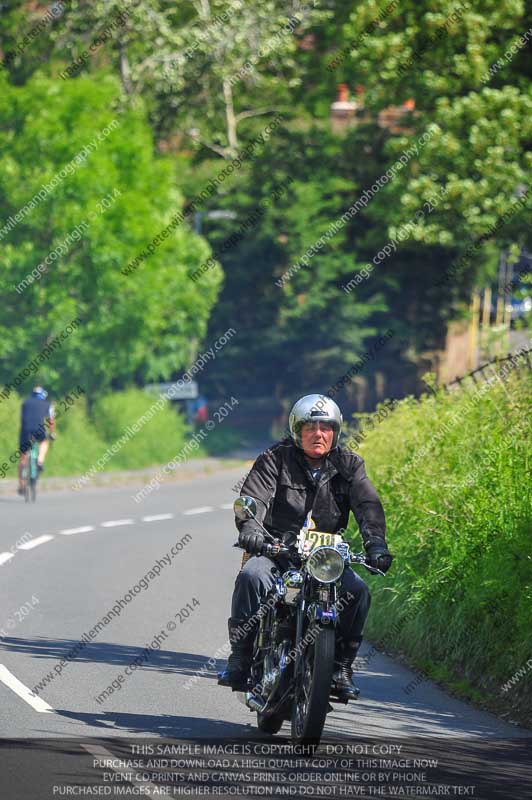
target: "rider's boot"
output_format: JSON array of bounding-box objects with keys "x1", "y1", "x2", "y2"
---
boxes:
[
  {"x1": 332, "y1": 638, "x2": 361, "y2": 699},
  {"x1": 217, "y1": 617, "x2": 255, "y2": 691}
]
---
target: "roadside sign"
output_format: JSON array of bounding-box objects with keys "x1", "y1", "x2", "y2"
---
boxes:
[{"x1": 144, "y1": 381, "x2": 198, "y2": 399}]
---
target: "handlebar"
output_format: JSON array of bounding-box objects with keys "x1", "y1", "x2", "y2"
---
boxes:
[
  {"x1": 263, "y1": 540, "x2": 386, "y2": 576},
  {"x1": 350, "y1": 551, "x2": 386, "y2": 577},
  {"x1": 232, "y1": 541, "x2": 290, "y2": 556},
  {"x1": 261, "y1": 542, "x2": 291, "y2": 557},
  {"x1": 233, "y1": 540, "x2": 385, "y2": 576}
]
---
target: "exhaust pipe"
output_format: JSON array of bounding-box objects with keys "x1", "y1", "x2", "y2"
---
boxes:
[{"x1": 245, "y1": 693, "x2": 266, "y2": 712}]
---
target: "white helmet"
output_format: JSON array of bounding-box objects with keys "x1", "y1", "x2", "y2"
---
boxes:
[{"x1": 288, "y1": 394, "x2": 343, "y2": 449}]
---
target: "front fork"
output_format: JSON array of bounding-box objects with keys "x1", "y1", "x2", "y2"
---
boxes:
[{"x1": 293, "y1": 581, "x2": 338, "y2": 681}]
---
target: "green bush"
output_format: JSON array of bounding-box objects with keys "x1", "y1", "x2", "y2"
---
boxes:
[
  {"x1": 0, "y1": 392, "x2": 23, "y2": 480},
  {"x1": 92, "y1": 389, "x2": 190, "y2": 470},
  {"x1": 0, "y1": 388, "x2": 193, "y2": 479},
  {"x1": 198, "y1": 424, "x2": 244, "y2": 456},
  {"x1": 346, "y1": 364, "x2": 532, "y2": 724},
  {"x1": 46, "y1": 398, "x2": 109, "y2": 476}
]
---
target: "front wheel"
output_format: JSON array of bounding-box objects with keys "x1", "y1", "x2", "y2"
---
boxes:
[{"x1": 291, "y1": 625, "x2": 335, "y2": 746}]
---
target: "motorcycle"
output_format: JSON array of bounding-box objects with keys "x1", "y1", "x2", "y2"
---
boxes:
[{"x1": 232, "y1": 495, "x2": 384, "y2": 745}]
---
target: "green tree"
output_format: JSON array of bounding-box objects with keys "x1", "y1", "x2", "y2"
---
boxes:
[
  {"x1": 0, "y1": 71, "x2": 220, "y2": 399},
  {"x1": 202, "y1": 123, "x2": 403, "y2": 402},
  {"x1": 318, "y1": 0, "x2": 532, "y2": 281},
  {"x1": 27, "y1": 0, "x2": 330, "y2": 149}
]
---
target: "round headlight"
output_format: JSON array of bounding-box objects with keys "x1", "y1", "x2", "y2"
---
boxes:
[{"x1": 306, "y1": 547, "x2": 344, "y2": 583}]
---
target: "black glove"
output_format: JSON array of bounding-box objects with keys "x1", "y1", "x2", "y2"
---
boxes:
[
  {"x1": 239, "y1": 529, "x2": 265, "y2": 555},
  {"x1": 365, "y1": 538, "x2": 393, "y2": 574}
]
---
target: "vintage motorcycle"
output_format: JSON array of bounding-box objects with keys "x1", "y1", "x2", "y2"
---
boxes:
[{"x1": 232, "y1": 495, "x2": 384, "y2": 745}]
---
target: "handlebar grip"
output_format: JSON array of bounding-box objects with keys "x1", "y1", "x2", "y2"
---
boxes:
[{"x1": 261, "y1": 542, "x2": 289, "y2": 557}]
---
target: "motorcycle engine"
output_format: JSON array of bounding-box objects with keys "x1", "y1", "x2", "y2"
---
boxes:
[{"x1": 283, "y1": 569, "x2": 303, "y2": 605}]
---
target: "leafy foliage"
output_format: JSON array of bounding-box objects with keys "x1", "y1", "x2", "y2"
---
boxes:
[
  {"x1": 316, "y1": 0, "x2": 532, "y2": 269},
  {"x1": 0, "y1": 71, "x2": 220, "y2": 399},
  {"x1": 28, "y1": 0, "x2": 332, "y2": 149},
  {"x1": 200, "y1": 122, "x2": 388, "y2": 398},
  {"x1": 0, "y1": 0, "x2": 530, "y2": 403},
  {"x1": 348, "y1": 364, "x2": 532, "y2": 723}
]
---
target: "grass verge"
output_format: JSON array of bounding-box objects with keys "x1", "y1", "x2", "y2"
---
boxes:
[{"x1": 346, "y1": 363, "x2": 532, "y2": 727}]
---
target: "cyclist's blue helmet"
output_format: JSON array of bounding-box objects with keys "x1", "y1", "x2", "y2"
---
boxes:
[{"x1": 32, "y1": 386, "x2": 48, "y2": 399}]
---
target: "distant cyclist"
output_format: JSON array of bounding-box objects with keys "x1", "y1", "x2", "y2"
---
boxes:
[{"x1": 18, "y1": 386, "x2": 55, "y2": 494}]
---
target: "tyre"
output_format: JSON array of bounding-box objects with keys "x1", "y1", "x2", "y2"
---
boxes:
[
  {"x1": 291, "y1": 625, "x2": 335, "y2": 746},
  {"x1": 22, "y1": 466, "x2": 30, "y2": 503},
  {"x1": 29, "y1": 447, "x2": 38, "y2": 502},
  {"x1": 257, "y1": 711, "x2": 284, "y2": 734}
]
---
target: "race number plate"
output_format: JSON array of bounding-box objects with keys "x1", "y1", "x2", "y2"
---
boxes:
[{"x1": 299, "y1": 530, "x2": 344, "y2": 555}]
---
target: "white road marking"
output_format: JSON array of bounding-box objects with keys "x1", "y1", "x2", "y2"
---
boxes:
[
  {"x1": 183, "y1": 506, "x2": 214, "y2": 515},
  {"x1": 82, "y1": 744, "x2": 160, "y2": 793},
  {"x1": 101, "y1": 519, "x2": 134, "y2": 528},
  {"x1": 142, "y1": 514, "x2": 174, "y2": 522},
  {"x1": 219, "y1": 503, "x2": 234, "y2": 509},
  {"x1": 58, "y1": 525, "x2": 95, "y2": 536},
  {"x1": 0, "y1": 553, "x2": 15, "y2": 566},
  {"x1": 17, "y1": 534, "x2": 54, "y2": 550},
  {"x1": 0, "y1": 664, "x2": 53, "y2": 713}
]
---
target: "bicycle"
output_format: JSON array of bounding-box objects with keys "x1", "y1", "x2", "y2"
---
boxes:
[{"x1": 21, "y1": 441, "x2": 39, "y2": 503}]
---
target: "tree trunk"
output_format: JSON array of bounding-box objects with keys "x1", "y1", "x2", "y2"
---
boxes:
[
  {"x1": 223, "y1": 78, "x2": 238, "y2": 155},
  {"x1": 119, "y1": 42, "x2": 133, "y2": 96}
]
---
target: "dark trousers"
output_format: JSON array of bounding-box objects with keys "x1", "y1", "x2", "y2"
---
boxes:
[{"x1": 231, "y1": 555, "x2": 371, "y2": 645}]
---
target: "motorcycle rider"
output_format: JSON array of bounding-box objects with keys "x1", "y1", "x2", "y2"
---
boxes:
[{"x1": 218, "y1": 394, "x2": 392, "y2": 697}]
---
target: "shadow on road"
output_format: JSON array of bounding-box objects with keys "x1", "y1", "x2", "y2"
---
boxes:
[
  {"x1": 54, "y1": 708, "x2": 255, "y2": 737},
  {"x1": 339, "y1": 662, "x2": 526, "y2": 738},
  {"x1": 0, "y1": 636, "x2": 225, "y2": 678}
]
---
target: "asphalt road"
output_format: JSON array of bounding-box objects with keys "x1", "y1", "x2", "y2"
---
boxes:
[{"x1": 1, "y1": 464, "x2": 530, "y2": 798}]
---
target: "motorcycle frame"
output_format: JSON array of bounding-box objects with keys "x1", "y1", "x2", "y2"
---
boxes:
[{"x1": 249, "y1": 567, "x2": 341, "y2": 717}]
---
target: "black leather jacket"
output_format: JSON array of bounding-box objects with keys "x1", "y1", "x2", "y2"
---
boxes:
[{"x1": 237, "y1": 437, "x2": 387, "y2": 551}]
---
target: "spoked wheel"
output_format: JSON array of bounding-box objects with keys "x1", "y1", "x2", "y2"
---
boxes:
[
  {"x1": 291, "y1": 625, "x2": 335, "y2": 746},
  {"x1": 29, "y1": 478, "x2": 37, "y2": 502}
]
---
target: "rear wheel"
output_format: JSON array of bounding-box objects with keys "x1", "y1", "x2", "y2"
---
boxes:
[
  {"x1": 29, "y1": 446, "x2": 38, "y2": 502},
  {"x1": 21, "y1": 463, "x2": 30, "y2": 503},
  {"x1": 291, "y1": 625, "x2": 335, "y2": 746}
]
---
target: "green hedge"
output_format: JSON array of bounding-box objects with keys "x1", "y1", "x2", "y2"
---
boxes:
[
  {"x1": 346, "y1": 364, "x2": 532, "y2": 725},
  {"x1": 0, "y1": 388, "x2": 192, "y2": 479}
]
